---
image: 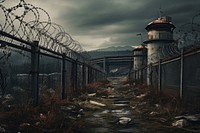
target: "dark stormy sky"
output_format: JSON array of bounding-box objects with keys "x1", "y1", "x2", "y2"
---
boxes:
[{"x1": 3, "y1": 0, "x2": 200, "y2": 51}]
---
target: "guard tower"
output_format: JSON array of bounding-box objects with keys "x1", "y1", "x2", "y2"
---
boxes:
[
  {"x1": 133, "y1": 45, "x2": 147, "y2": 84},
  {"x1": 144, "y1": 16, "x2": 175, "y2": 85},
  {"x1": 144, "y1": 16, "x2": 176, "y2": 64},
  {"x1": 133, "y1": 45, "x2": 147, "y2": 70}
]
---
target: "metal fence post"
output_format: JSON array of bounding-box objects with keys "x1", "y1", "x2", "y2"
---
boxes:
[
  {"x1": 103, "y1": 57, "x2": 107, "y2": 73},
  {"x1": 158, "y1": 60, "x2": 162, "y2": 92},
  {"x1": 94, "y1": 70, "x2": 97, "y2": 82},
  {"x1": 141, "y1": 69, "x2": 143, "y2": 84},
  {"x1": 134, "y1": 71, "x2": 136, "y2": 83},
  {"x1": 85, "y1": 66, "x2": 88, "y2": 84},
  {"x1": 180, "y1": 49, "x2": 184, "y2": 99},
  {"x1": 147, "y1": 64, "x2": 152, "y2": 86},
  {"x1": 88, "y1": 66, "x2": 92, "y2": 83},
  {"x1": 61, "y1": 53, "x2": 66, "y2": 99},
  {"x1": 87, "y1": 66, "x2": 90, "y2": 84},
  {"x1": 31, "y1": 41, "x2": 40, "y2": 106},
  {"x1": 73, "y1": 61, "x2": 78, "y2": 94},
  {"x1": 82, "y1": 64, "x2": 85, "y2": 89}
]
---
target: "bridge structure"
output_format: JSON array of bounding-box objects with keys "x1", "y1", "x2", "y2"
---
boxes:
[{"x1": 90, "y1": 55, "x2": 145, "y2": 75}]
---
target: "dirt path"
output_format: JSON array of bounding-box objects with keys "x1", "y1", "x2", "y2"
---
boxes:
[{"x1": 73, "y1": 76, "x2": 200, "y2": 133}]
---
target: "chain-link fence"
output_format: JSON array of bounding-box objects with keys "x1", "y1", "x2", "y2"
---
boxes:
[
  {"x1": 183, "y1": 51, "x2": 200, "y2": 109},
  {"x1": 129, "y1": 47, "x2": 200, "y2": 109},
  {"x1": 161, "y1": 59, "x2": 180, "y2": 97}
]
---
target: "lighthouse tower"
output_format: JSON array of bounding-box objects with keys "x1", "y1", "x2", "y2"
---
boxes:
[{"x1": 144, "y1": 16, "x2": 175, "y2": 64}]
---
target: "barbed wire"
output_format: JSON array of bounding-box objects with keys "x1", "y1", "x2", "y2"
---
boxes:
[
  {"x1": 147, "y1": 12, "x2": 200, "y2": 63},
  {"x1": 0, "y1": 0, "x2": 87, "y2": 59}
]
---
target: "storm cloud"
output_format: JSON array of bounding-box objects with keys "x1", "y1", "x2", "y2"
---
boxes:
[{"x1": 3, "y1": 0, "x2": 200, "y2": 50}]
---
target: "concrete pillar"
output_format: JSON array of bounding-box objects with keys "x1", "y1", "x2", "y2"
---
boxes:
[{"x1": 31, "y1": 41, "x2": 40, "y2": 106}]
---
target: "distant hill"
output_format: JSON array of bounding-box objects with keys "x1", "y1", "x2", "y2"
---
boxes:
[
  {"x1": 83, "y1": 46, "x2": 134, "y2": 59},
  {"x1": 93, "y1": 46, "x2": 133, "y2": 52}
]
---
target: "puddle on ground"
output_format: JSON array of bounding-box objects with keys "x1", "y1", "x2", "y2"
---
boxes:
[
  {"x1": 76, "y1": 127, "x2": 116, "y2": 133},
  {"x1": 111, "y1": 109, "x2": 131, "y2": 116},
  {"x1": 113, "y1": 100, "x2": 130, "y2": 107},
  {"x1": 77, "y1": 86, "x2": 138, "y2": 133},
  {"x1": 118, "y1": 127, "x2": 139, "y2": 133}
]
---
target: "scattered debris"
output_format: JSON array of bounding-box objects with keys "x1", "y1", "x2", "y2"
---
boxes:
[
  {"x1": 89, "y1": 100, "x2": 106, "y2": 107},
  {"x1": 77, "y1": 114, "x2": 82, "y2": 118},
  {"x1": 118, "y1": 117, "x2": 132, "y2": 125},
  {"x1": 172, "y1": 119, "x2": 189, "y2": 128},
  {"x1": 155, "y1": 104, "x2": 160, "y2": 108},
  {"x1": 130, "y1": 105, "x2": 137, "y2": 109},
  {"x1": 39, "y1": 113, "x2": 46, "y2": 119},
  {"x1": 88, "y1": 93, "x2": 96, "y2": 97},
  {"x1": 175, "y1": 114, "x2": 200, "y2": 122},
  {"x1": 61, "y1": 106, "x2": 74, "y2": 111},
  {"x1": 108, "y1": 95, "x2": 116, "y2": 98},
  {"x1": 102, "y1": 110, "x2": 110, "y2": 114},
  {"x1": 35, "y1": 122, "x2": 40, "y2": 126},
  {"x1": 20, "y1": 123, "x2": 31, "y2": 128},
  {"x1": 0, "y1": 126, "x2": 6, "y2": 133},
  {"x1": 47, "y1": 88, "x2": 55, "y2": 94},
  {"x1": 150, "y1": 111, "x2": 159, "y2": 116},
  {"x1": 3, "y1": 94, "x2": 13, "y2": 100},
  {"x1": 79, "y1": 109, "x2": 83, "y2": 112},
  {"x1": 159, "y1": 118, "x2": 168, "y2": 123},
  {"x1": 136, "y1": 93, "x2": 147, "y2": 99},
  {"x1": 138, "y1": 102, "x2": 147, "y2": 106}
]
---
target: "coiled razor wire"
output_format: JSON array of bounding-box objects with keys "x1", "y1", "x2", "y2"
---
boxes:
[{"x1": 0, "y1": 0, "x2": 87, "y2": 58}]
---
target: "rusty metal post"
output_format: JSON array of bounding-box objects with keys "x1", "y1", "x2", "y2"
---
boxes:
[
  {"x1": 180, "y1": 49, "x2": 184, "y2": 99},
  {"x1": 31, "y1": 41, "x2": 40, "y2": 106},
  {"x1": 61, "y1": 53, "x2": 66, "y2": 99}
]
